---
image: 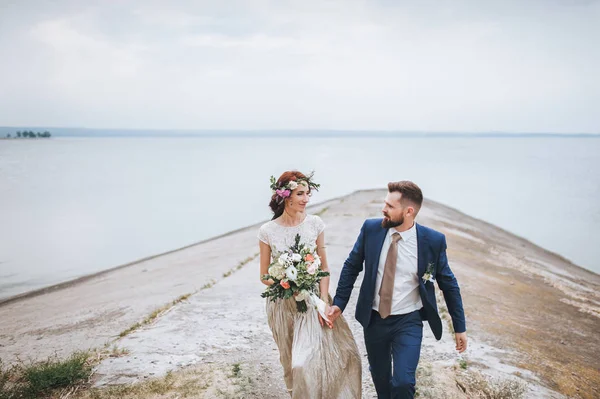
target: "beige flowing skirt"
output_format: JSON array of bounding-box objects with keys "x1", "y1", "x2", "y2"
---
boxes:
[{"x1": 266, "y1": 297, "x2": 362, "y2": 398}]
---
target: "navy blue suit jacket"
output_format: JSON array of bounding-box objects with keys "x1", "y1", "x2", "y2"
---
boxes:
[{"x1": 333, "y1": 219, "x2": 466, "y2": 340}]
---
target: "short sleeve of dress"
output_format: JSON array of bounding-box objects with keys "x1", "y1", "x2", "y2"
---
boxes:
[
  {"x1": 257, "y1": 224, "x2": 270, "y2": 245},
  {"x1": 313, "y1": 215, "x2": 326, "y2": 235}
]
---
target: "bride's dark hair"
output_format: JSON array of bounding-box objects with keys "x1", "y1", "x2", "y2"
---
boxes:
[{"x1": 269, "y1": 171, "x2": 308, "y2": 220}]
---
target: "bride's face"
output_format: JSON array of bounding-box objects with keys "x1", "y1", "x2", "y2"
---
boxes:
[{"x1": 286, "y1": 182, "x2": 311, "y2": 212}]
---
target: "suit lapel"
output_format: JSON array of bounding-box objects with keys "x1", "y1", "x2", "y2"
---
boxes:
[{"x1": 416, "y1": 223, "x2": 428, "y2": 278}]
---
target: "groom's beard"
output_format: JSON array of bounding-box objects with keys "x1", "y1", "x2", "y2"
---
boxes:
[{"x1": 382, "y1": 214, "x2": 404, "y2": 228}]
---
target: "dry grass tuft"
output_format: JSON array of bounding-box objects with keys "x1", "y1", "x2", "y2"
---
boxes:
[{"x1": 456, "y1": 370, "x2": 527, "y2": 399}]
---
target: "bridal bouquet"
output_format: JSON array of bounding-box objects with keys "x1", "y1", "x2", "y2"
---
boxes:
[{"x1": 261, "y1": 234, "x2": 330, "y2": 319}]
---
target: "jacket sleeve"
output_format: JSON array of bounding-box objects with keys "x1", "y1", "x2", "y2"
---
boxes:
[
  {"x1": 435, "y1": 235, "x2": 466, "y2": 333},
  {"x1": 333, "y1": 221, "x2": 367, "y2": 312}
]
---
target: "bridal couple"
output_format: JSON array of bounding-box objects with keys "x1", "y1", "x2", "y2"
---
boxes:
[{"x1": 258, "y1": 171, "x2": 467, "y2": 399}]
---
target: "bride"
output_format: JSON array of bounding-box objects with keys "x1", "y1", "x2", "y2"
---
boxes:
[{"x1": 258, "y1": 170, "x2": 362, "y2": 398}]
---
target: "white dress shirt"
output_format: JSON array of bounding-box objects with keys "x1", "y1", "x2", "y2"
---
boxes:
[{"x1": 372, "y1": 223, "x2": 423, "y2": 315}]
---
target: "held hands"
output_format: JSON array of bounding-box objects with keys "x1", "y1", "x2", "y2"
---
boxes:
[
  {"x1": 455, "y1": 332, "x2": 468, "y2": 353},
  {"x1": 318, "y1": 311, "x2": 334, "y2": 329},
  {"x1": 318, "y1": 298, "x2": 335, "y2": 329},
  {"x1": 325, "y1": 305, "x2": 342, "y2": 328}
]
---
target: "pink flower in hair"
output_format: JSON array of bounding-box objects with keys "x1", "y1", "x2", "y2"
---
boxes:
[{"x1": 276, "y1": 189, "x2": 291, "y2": 198}]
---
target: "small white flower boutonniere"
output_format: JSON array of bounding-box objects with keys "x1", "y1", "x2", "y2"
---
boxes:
[{"x1": 422, "y1": 262, "x2": 435, "y2": 283}]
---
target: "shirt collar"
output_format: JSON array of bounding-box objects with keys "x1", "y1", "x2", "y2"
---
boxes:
[{"x1": 389, "y1": 222, "x2": 416, "y2": 242}]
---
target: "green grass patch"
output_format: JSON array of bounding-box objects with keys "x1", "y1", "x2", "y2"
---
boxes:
[{"x1": 1, "y1": 352, "x2": 92, "y2": 399}]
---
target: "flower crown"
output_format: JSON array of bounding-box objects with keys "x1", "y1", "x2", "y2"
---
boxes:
[{"x1": 270, "y1": 172, "x2": 320, "y2": 203}]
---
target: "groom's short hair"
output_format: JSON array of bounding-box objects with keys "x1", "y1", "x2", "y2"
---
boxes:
[{"x1": 388, "y1": 181, "x2": 423, "y2": 213}]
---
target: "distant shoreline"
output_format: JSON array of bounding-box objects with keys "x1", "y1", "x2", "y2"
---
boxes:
[
  {"x1": 0, "y1": 137, "x2": 53, "y2": 140},
  {"x1": 1, "y1": 127, "x2": 599, "y2": 139}
]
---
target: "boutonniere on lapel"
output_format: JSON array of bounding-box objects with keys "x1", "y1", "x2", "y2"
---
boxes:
[{"x1": 422, "y1": 262, "x2": 435, "y2": 283}]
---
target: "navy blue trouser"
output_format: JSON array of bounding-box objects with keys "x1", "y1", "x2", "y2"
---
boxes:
[{"x1": 364, "y1": 309, "x2": 423, "y2": 399}]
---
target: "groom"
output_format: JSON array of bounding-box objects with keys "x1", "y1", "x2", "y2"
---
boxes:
[{"x1": 328, "y1": 181, "x2": 467, "y2": 399}]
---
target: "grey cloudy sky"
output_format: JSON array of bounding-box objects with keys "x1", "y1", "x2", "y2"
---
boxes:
[{"x1": 0, "y1": 0, "x2": 598, "y2": 132}]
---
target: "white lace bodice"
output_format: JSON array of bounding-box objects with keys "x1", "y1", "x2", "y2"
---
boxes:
[{"x1": 258, "y1": 214, "x2": 326, "y2": 257}]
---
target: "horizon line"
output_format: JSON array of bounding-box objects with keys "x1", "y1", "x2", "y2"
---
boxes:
[{"x1": 1, "y1": 127, "x2": 599, "y2": 136}]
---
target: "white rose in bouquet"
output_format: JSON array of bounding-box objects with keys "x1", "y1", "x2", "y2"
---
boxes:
[{"x1": 285, "y1": 265, "x2": 298, "y2": 281}]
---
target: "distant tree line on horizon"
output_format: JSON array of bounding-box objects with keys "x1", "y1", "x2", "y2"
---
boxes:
[{"x1": 5, "y1": 130, "x2": 52, "y2": 139}]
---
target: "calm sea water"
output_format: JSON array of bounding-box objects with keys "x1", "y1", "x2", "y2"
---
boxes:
[{"x1": 1, "y1": 136, "x2": 599, "y2": 300}]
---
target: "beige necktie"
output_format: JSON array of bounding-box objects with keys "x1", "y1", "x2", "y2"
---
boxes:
[{"x1": 378, "y1": 232, "x2": 402, "y2": 319}]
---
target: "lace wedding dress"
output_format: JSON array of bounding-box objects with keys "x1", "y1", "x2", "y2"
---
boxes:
[{"x1": 258, "y1": 214, "x2": 362, "y2": 398}]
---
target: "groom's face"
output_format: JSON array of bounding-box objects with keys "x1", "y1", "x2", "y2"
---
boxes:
[{"x1": 381, "y1": 192, "x2": 406, "y2": 228}]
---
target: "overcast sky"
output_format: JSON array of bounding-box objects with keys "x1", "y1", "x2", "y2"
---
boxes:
[{"x1": 0, "y1": 0, "x2": 598, "y2": 132}]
